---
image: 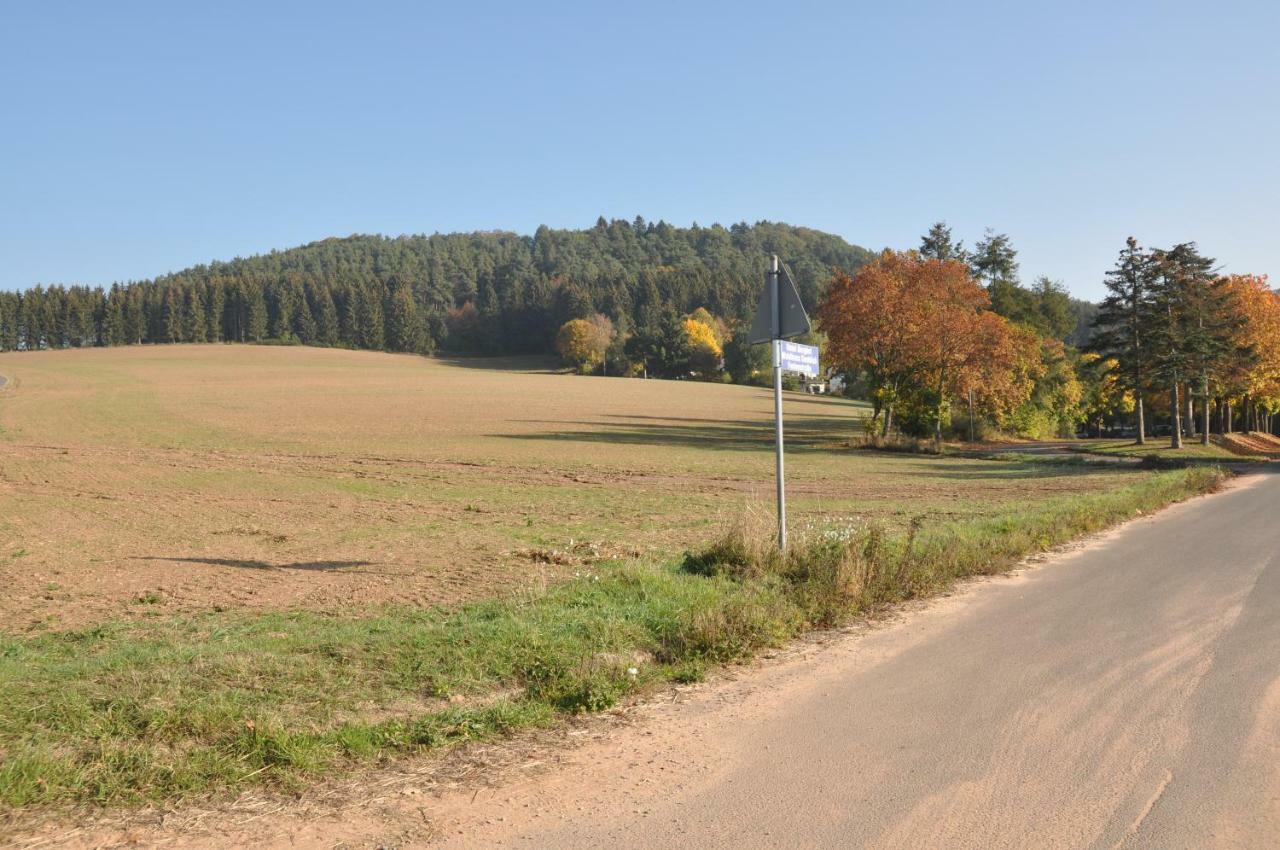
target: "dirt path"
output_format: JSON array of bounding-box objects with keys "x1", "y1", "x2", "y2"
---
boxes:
[{"x1": 12, "y1": 472, "x2": 1276, "y2": 849}]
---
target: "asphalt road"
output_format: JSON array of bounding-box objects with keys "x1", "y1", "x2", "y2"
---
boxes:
[{"x1": 444, "y1": 470, "x2": 1280, "y2": 849}]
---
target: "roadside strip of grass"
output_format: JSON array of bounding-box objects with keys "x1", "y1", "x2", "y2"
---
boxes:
[{"x1": 0, "y1": 466, "x2": 1226, "y2": 812}]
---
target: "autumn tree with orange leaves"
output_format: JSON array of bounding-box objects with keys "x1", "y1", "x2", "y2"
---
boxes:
[
  {"x1": 818, "y1": 250, "x2": 1039, "y2": 443},
  {"x1": 1219, "y1": 274, "x2": 1280, "y2": 430},
  {"x1": 818, "y1": 252, "x2": 924, "y2": 436}
]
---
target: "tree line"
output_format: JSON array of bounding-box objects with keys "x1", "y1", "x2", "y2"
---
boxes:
[
  {"x1": 0, "y1": 219, "x2": 873, "y2": 358},
  {"x1": 817, "y1": 223, "x2": 1118, "y2": 442},
  {"x1": 817, "y1": 222, "x2": 1276, "y2": 446},
  {"x1": 1090, "y1": 238, "x2": 1280, "y2": 446}
]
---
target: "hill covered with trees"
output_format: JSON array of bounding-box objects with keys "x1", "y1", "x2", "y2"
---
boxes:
[{"x1": 0, "y1": 218, "x2": 874, "y2": 358}]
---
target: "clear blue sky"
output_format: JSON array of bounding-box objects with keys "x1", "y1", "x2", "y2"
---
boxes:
[{"x1": 3, "y1": 0, "x2": 1277, "y2": 300}]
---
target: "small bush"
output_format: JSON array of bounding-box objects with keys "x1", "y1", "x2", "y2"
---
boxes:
[
  {"x1": 851, "y1": 434, "x2": 944, "y2": 455},
  {"x1": 659, "y1": 588, "x2": 799, "y2": 663},
  {"x1": 680, "y1": 521, "x2": 779, "y2": 580}
]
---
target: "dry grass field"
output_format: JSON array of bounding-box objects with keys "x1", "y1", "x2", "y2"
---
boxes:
[
  {"x1": 0, "y1": 344, "x2": 1230, "y2": 816},
  {"x1": 1, "y1": 344, "x2": 1165, "y2": 633}
]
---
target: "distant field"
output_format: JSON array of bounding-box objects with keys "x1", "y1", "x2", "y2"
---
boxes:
[{"x1": 0, "y1": 345, "x2": 1167, "y2": 632}]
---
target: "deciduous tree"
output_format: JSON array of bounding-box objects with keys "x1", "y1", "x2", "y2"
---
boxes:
[
  {"x1": 555, "y1": 316, "x2": 612, "y2": 373},
  {"x1": 683, "y1": 316, "x2": 722, "y2": 376}
]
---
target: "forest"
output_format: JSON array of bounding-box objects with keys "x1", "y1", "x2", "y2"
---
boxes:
[{"x1": 0, "y1": 218, "x2": 872, "y2": 359}]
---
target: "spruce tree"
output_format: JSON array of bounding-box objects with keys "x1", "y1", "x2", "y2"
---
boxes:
[
  {"x1": 919, "y1": 221, "x2": 967, "y2": 263},
  {"x1": 184, "y1": 286, "x2": 207, "y2": 342},
  {"x1": 246, "y1": 286, "x2": 268, "y2": 342},
  {"x1": 164, "y1": 286, "x2": 183, "y2": 343},
  {"x1": 270, "y1": 281, "x2": 297, "y2": 341},
  {"x1": 970, "y1": 229, "x2": 1019, "y2": 286},
  {"x1": 357, "y1": 285, "x2": 385, "y2": 350},
  {"x1": 0, "y1": 292, "x2": 17, "y2": 351},
  {"x1": 206, "y1": 283, "x2": 225, "y2": 342},
  {"x1": 124, "y1": 287, "x2": 146, "y2": 344},
  {"x1": 1090, "y1": 237, "x2": 1153, "y2": 443},
  {"x1": 23, "y1": 287, "x2": 46, "y2": 350},
  {"x1": 386, "y1": 285, "x2": 424, "y2": 353},
  {"x1": 1146, "y1": 243, "x2": 1226, "y2": 447},
  {"x1": 291, "y1": 280, "x2": 317, "y2": 343},
  {"x1": 312, "y1": 283, "x2": 340, "y2": 346},
  {"x1": 103, "y1": 285, "x2": 126, "y2": 346}
]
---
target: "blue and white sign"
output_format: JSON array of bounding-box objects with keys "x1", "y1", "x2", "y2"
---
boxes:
[{"x1": 775, "y1": 341, "x2": 820, "y2": 377}]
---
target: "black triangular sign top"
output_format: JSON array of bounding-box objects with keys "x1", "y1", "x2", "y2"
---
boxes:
[
  {"x1": 747, "y1": 285, "x2": 774, "y2": 344},
  {"x1": 748, "y1": 262, "x2": 811, "y2": 343}
]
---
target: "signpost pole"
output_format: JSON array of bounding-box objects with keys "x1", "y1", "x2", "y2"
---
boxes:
[{"x1": 771, "y1": 255, "x2": 787, "y2": 553}]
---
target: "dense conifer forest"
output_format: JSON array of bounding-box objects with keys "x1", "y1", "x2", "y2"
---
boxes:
[{"x1": 0, "y1": 218, "x2": 874, "y2": 357}]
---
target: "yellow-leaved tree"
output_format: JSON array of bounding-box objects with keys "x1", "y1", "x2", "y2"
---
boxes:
[
  {"x1": 555, "y1": 315, "x2": 614, "y2": 373},
  {"x1": 683, "y1": 317, "x2": 722, "y2": 376}
]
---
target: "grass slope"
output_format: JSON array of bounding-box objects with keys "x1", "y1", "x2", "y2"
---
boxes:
[
  {"x1": 0, "y1": 345, "x2": 1175, "y2": 631},
  {"x1": 0, "y1": 466, "x2": 1224, "y2": 810}
]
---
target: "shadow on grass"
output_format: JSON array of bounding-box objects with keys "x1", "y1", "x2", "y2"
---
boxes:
[
  {"x1": 140, "y1": 557, "x2": 374, "y2": 571},
  {"x1": 435, "y1": 355, "x2": 561, "y2": 373},
  {"x1": 493, "y1": 417, "x2": 858, "y2": 453},
  {"x1": 897, "y1": 459, "x2": 1136, "y2": 481},
  {"x1": 602, "y1": 411, "x2": 857, "y2": 424}
]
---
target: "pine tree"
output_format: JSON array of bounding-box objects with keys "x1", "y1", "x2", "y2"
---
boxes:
[
  {"x1": 23, "y1": 287, "x2": 46, "y2": 350},
  {"x1": 970, "y1": 229, "x2": 1019, "y2": 286},
  {"x1": 386, "y1": 285, "x2": 425, "y2": 353},
  {"x1": 270, "y1": 281, "x2": 297, "y2": 341},
  {"x1": 1090, "y1": 237, "x2": 1153, "y2": 443},
  {"x1": 0, "y1": 292, "x2": 18, "y2": 351},
  {"x1": 1146, "y1": 243, "x2": 1226, "y2": 447},
  {"x1": 42, "y1": 288, "x2": 62, "y2": 347},
  {"x1": 206, "y1": 282, "x2": 225, "y2": 342},
  {"x1": 246, "y1": 286, "x2": 268, "y2": 342},
  {"x1": 163, "y1": 286, "x2": 183, "y2": 342},
  {"x1": 103, "y1": 285, "x2": 126, "y2": 346},
  {"x1": 311, "y1": 283, "x2": 339, "y2": 346},
  {"x1": 337, "y1": 285, "x2": 359, "y2": 347},
  {"x1": 292, "y1": 281, "x2": 317, "y2": 343},
  {"x1": 357, "y1": 285, "x2": 385, "y2": 350},
  {"x1": 124, "y1": 287, "x2": 146, "y2": 344},
  {"x1": 919, "y1": 221, "x2": 967, "y2": 263},
  {"x1": 64, "y1": 288, "x2": 91, "y2": 346},
  {"x1": 184, "y1": 286, "x2": 207, "y2": 342}
]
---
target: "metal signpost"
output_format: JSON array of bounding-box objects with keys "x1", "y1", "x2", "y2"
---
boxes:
[{"x1": 748, "y1": 256, "x2": 815, "y2": 551}]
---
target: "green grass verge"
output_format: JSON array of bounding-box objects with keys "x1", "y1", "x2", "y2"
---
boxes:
[{"x1": 0, "y1": 466, "x2": 1226, "y2": 811}]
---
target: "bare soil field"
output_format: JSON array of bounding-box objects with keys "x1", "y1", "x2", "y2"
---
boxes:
[{"x1": 0, "y1": 344, "x2": 1159, "y2": 632}]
